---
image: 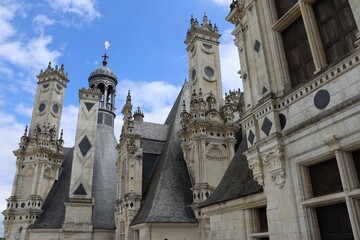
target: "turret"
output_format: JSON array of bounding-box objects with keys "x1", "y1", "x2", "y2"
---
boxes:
[
  {"x1": 88, "y1": 53, "x2": 118, "y2": 128},
  {"x1": 185, "y1": 13, "x2": 223, "y2": 110},
  {"x1": 3, "y1": 62, "x2": 69, "y2": 240}
]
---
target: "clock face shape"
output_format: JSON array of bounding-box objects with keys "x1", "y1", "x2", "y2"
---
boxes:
[
  {"x1": 39, "y1": 103, "x2": 46, "y2": 112},
  {"x1": 53, "y1": 104, "x2": 59, "y2": 113},
  {"x1": 205, "y1": 67, "x2": 214, "y2": 78},
  {"x1": 191, "y1": 69, "x2": 197, "y2": 84}
]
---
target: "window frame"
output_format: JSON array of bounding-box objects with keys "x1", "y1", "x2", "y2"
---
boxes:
[
  {"x1": 271, "y1": 0, "x2": 358, "y2": 90},
  {"x1": 299, "y1": 150, "x2": 360, "y2": 238}
]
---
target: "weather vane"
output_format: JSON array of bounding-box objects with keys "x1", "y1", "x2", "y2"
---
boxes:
[{"x1": 105, "y1": 40, "x2": 110, "y2": 50}]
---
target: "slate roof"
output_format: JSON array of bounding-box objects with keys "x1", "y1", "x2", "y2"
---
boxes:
[
  {"x1": 199, "y1": 129, "x2": 263, "y2": 207},
  {"x1": 131, "y1": 85, "x2": 196, "y2": 225},
  {"x1": 30, "y1": 147, "x2": 73, "y2": 229},
  {"x1": 134, "y1": 121, "x2": 169, "y2": 141},
  {"x1": 92, "y1": 124, "x2": 118, "y2": 229}
]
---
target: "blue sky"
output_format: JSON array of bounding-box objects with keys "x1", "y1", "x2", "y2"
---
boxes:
[{"x1": 0, "y1": 0, "x2": 241, "y2": 236}]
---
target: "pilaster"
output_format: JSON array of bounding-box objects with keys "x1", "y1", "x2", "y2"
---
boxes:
[{"x1": 63, "y1": 88, "x2": 102, "y2": 233}]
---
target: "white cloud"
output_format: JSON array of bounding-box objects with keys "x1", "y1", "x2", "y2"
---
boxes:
[
  {"x1": 0, "y1": 4, "x2": 17, "y2": 42},
  {"x1": 0, "y1": 65, "x2": 13, "y2": 79},
  {"x1": 33, "y1": 14, "x2": 55, "y2": 35},
  {"x1": 0, "y1": 36, "x2": 61, "y2": 71},
  {"x1": 15, "y1": 103, "x2": 33, "y2": 117},
  {"x1": 219, "y1": 28, "x2": 242, "y2": 92},
  {"x1": 207, "y1": 0, "x2": 232, "y2": 7},
  {"x1": 60, "y1": 104, "x2": 79, "y2": 147},
  {"x1": 117, "y1": 79, "x2": 182, "y2": 124},
  {"x1": 47, "y1": 0, "x2": 101, "y2": 21}
]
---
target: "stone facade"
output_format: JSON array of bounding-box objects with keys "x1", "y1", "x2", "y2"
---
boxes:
[
  {"x1": 3, "y1": 0, "x2": 360, "y2": 239},
  {"x1": 200, "y1": 0, "x2": 360, "y2": 239}
]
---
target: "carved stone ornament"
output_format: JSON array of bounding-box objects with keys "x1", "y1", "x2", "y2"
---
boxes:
[
  {"x1": 263, "y1": 146, "x2": 285, "y2": 188},
  {"x1": 324, "y1": 135, "x2": 340, "y2": 151},
  {"x1": 248, "y1": 157, "x2": 264, "y2": 186}
]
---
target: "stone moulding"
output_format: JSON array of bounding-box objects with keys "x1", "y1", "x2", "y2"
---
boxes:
[{"x1": 263, "y1": 146, "x2": 285, "y2": 189}]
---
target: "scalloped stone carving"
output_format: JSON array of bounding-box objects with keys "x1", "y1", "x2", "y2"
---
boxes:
[
  {"x1": 263, "y1": 146, "x2": 285, "y2": 188},
  {"x1": 248, "y1": 156, "x2": 264, "y2": 186}
]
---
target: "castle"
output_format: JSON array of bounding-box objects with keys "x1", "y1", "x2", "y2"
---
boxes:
[{"x1": 3, "y1": 0, "x2": 360, "y2": 239}]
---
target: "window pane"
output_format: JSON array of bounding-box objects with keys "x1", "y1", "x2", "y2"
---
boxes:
[
  {"x1": 352, "y1": 150, "x2": 360, "y2": 182},
  {"x1": 314, "y1": 0, "x2": 358, "y2": 64},
  {"x1": 316, "y1": 203, "x2": 354, "y2": 239},
  {"x1": 258, "y1": 207, "x2": 268, "y2": 232},
  {"x1": 275, "y1": 0, "x2": 297, "y2": 18},
  {"x1": 282, "y1": 17, "x2": 314, "y2": 88},
  {"x1": 309, "y1": 159, "x2": 343, "y2": 197}
]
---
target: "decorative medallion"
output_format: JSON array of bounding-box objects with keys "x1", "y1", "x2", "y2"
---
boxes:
[
  {"x1": 205, "y1": 67, "x2": 214, "y2": 78},
  {"x1": 314, "y1": 89, "x2": 330, "y2": 109},
  {"x1": 52, "y1": 104, "x2": 59, "y2": 114},
  {"x1": 279, "y1": 114, "x2": 287, "y2": 130},
  {"x1": 38, "y1": 103, "x2": 46, "y2": 112}
]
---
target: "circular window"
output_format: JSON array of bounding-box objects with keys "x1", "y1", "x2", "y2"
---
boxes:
[
  {"x1": 39, "y1": 103, "x2": 46, "y2": 112},
  {"x1": 205, "y1": 67, "x2": 214, "y2": 78},
  {"x1": 192, "y1": 69, "x2": 196, "y2": 80},
  {"x1": 53, "y1": 104, "x2": 59, "y2": 113}
]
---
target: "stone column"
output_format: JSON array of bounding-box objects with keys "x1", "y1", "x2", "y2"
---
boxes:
[
  {"x1": 111, "y1": 91, "x2": 115, "y2": 111},
  {"x1": 335, "y1": 150, "x2": 360, "y2": 239},
  {"x1": 299, "y1": 1, "x2": 327, "y2": 73},
  {"x1": 104, "y1": 86, "x2": 108, "y2": 109},
  {"x1": 11, "y1": 163, "x2": 20, "y2": 196}
]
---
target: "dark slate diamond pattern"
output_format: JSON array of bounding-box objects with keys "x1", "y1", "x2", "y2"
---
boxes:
[
  {"x1": 84, "y1": 102, "x2": 95, "y2": 111},
  {"x1": 79, "y1": 136, "x2": 92, "y2": 157},
  {"x1": 248, "y1": 130, "x2": 255, "y2": 145},
  {"x1": 254, "y1": 40, "x2": 261, "y2": 53},
  {"x1": 74, "y1": 183, "x2": 87, "y2": 195},
  {"x1": 261, "y1": 117, "x2": 273, "y2": 136},
  {"x1": 205, "y1": 191, "x2": 210, "y2": 198}
]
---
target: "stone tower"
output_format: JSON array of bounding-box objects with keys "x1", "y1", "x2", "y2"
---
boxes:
[
  {"x1": 179, "y1": 14, "x2": 239, "y2": 238},
  {"x1": 115, "y1": 92, "x2": 144, "y2": 240},
  {"x1": 185, "y1": 14, "x2": 223, "y2": 109},
  {"x1": 2, "y1": 62, "x2": 69, "y2": 240},
  {"x1": 63, "y1": 54, "x2": 117, "y2": 237}
]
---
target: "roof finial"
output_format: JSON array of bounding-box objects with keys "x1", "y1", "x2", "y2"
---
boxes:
[
  {"x1": 126, "y1": 90, "x2": 132, "y2": 103},
  {"x1": 202, "y1": 12, "x2": 208, "y2": 26},
  {"x1": 102, "y1": 53, "x2": 109, "y2": 66},
  {"x1": 60, "y1": 129, "x2": 63, "y2": 140},
  {"x1": 23, "y1": 125, "x2": 28, "y2": 136}
]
